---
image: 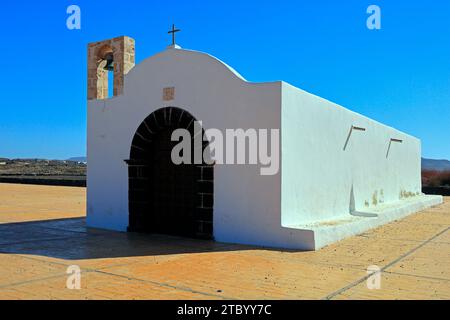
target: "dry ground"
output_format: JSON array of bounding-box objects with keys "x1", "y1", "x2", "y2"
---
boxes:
[{"x1": 0, "y1": 183, "x2": 448, "y2": 300}]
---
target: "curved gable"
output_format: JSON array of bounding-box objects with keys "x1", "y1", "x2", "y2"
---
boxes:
[{"x1": 123, "y1": 47, "x2": 248, "y2": 94}]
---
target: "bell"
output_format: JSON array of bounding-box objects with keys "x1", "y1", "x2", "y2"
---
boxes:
[{"x1": 104, "y1": 52, "x2": 114, "y2": 71}]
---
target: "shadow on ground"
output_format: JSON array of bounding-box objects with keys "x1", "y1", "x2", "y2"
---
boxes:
[{"x1": 0, "y1": 218, "x2": 285, "y2": 260}]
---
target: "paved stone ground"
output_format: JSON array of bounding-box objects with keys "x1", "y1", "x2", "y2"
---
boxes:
[{"x1": 0, "y1": 183, "x2": 448, "y2": 300}]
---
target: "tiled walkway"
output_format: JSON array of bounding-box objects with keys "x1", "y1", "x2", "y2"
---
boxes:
[{"x1": 0, "y1": 183, "x2": 448, "y2": 299}]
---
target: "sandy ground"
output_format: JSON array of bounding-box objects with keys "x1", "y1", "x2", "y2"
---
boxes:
[{"x1": 0, "y1": 183, "x2": 448, "y2": 300}]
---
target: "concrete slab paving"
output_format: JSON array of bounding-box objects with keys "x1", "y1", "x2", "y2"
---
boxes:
[{"x1": 0, "y1": 183, "x2": 448, "y2": 300}]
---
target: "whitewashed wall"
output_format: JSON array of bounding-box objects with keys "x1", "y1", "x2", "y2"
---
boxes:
[
  {"x1": 281, "y1": 82, "x2": 422, "y2": 226},
  {"x1": 87, "y1": 48, "x2": 286, "y2": 246},
  {"x1": 87, "y1": 47, "x2": 424, "y2": 250}
]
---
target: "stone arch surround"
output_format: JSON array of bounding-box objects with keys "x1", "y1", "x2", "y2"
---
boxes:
[{"x1": 126, "y1": 107, "x2": 214, "y2": 239}]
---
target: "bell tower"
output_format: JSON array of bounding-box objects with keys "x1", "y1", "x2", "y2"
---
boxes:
[{"x1": 87, "y1": 36, "x2": 135, "y2": 100}]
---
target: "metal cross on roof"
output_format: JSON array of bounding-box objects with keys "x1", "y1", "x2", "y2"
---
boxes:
[{"x1": 168, "y1": 24, "x2": 181, "y2": 46}]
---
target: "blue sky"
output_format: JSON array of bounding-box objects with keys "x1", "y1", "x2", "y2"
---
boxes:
[{"x1": 0, "y1": 0, "x2": 449, "y2": 160}]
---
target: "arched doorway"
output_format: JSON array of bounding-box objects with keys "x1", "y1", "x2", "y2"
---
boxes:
[{"x1": 126, "y1": 107, "x2": 214, "y2": 239}]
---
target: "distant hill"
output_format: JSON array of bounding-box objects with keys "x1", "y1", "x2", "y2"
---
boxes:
[
  {"x1": 422, "y1": 158, "x2": 450, "y2": 171},
  {"x1": 0, "y1": 158, "x2": 86, "y2": 177},
  {"x1": 67, "y1": 157, "x2": 87, "y2": 162},
  {"x1": 3, "y1": 156, "x2": 449, "y2": 170}
]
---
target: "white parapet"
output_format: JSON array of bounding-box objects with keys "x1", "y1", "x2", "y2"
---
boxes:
[{"x1": 282, "y1": 194, "x2": 443, "y2": 250}]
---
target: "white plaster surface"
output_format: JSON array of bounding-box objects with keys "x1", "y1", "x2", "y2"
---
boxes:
[{"x1": 87, "y1": 46, "x2": 442, "y2": 251}]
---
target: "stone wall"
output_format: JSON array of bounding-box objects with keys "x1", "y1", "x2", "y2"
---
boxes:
[{"x1": 87, "y1": 36, "x2": 135, "y2": 100}]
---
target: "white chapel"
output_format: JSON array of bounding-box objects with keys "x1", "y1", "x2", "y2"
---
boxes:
[{"x1": 86, "y1": 35, "x2": 442, "y2": 250}]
